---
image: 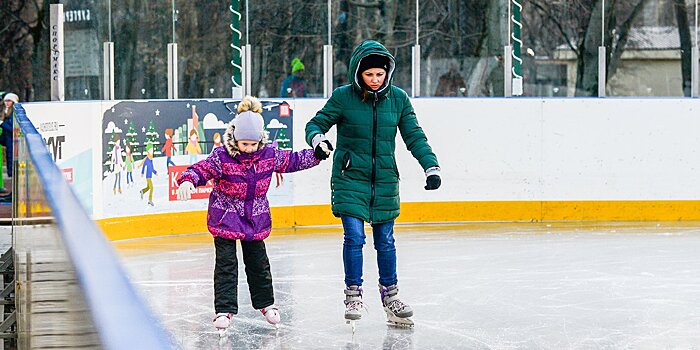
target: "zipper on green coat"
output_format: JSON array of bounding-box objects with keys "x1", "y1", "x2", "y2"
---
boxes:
[{"x1": 369, "y1": 93, "x2": 378, "y2": 223}]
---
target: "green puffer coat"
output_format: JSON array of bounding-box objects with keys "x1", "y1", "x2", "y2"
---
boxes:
[{"x1": 305, "y1": 40, "x2": 439, "y2": 223}]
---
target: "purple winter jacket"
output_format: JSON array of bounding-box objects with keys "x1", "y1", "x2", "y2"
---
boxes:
[{"x1": 177, "y1": 144, "x2": 320, "y2": 241}]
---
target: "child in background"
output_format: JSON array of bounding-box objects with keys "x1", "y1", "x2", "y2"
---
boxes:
[{"x1": 176, "y1": 96, "x2": 324, "y2": 335}]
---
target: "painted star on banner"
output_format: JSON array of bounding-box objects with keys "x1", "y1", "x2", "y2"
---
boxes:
[
  {"x1": 111, "y1": 107, "x2": 115, "y2": 113},
  {"x1": 142, "y1": 127, "x2": 146, "y2": 132},
  {"x1": 186, "y1": 103, "x2": 190, "y2": 108},
  {"x1": 124, "y1": 119, "x2": 128, "y2": 125},
  {"x1": 155, "y1": 109, "x2": 160, "y2": 116}
]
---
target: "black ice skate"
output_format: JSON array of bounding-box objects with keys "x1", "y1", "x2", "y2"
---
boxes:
[{"x1": 379, "y1": 284, "x2": 414, "y2": 327}]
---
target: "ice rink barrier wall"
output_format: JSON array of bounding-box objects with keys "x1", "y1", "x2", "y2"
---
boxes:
[
  {"x1": 22, "y1": 98, "x2": 700, "y2": 240},
  {"x1": 13, "y1": 104, "x2": 174, "y2": 348}
]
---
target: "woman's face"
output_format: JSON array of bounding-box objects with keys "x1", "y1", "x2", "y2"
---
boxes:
[
  {"x1": 4, "y1": 100, "x2": 13, "y2": 109},
  {"x1": 237, "y1": 140, "x2": 259, "y2": 153},
  {"x1": 361, "y1": 68, "x2": 386, "y2": 91}
]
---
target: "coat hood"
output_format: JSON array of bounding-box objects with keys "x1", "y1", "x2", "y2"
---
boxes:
[
  {"x1": 223, "y1": 122, "x2": 241, "y2": 157},
  {"x1": 348, "y1": 40, "x2": 396, "y2": 97}
]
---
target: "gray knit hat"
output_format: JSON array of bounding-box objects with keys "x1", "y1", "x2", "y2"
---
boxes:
[{"x1": 233, "y1": 111, "x2": 265, "y2": 141}]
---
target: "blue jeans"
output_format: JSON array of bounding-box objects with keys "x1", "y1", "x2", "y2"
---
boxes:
[{"x1": 341, "y1": 215, "x2": 397, "y2": 287}]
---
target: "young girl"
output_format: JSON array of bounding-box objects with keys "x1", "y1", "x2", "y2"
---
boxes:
[{"x1": 176, "y1": 96, "x2": 323, "y2": 334}]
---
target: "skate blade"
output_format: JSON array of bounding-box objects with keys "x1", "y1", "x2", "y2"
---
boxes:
[
  {"x1": 345, "y1": 319, "x2": 357, "y2": 333},
  {"x1": 217, "y1": 328, "x2": 227, "y2": 337},
  {"x1": 386, "y1": 314, "x2": 414, "y2": 328}
]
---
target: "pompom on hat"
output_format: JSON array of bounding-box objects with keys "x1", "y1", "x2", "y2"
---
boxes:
[{"x1": 233, "y1": 96, "x2": 265, "y2": 141}]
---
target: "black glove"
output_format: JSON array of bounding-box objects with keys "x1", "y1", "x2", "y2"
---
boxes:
[
  {"x1": 314, "y1": 140, "x2": 334, "y2": 160},
  {"x1": 424, "y1": 174, "x2": 441, "y2": 190}
]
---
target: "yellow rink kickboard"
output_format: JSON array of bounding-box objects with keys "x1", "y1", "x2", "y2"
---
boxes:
[{"x1": 96, "y1": 200, "x2": 700, "y2": 240}]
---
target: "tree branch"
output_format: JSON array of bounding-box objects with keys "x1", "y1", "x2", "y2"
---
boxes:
[
  {"x1": 607, "y1": 0, "x2": 649, "y2": 78},
  {"x1": 530, "y1": 0, "x2": 580, "y2": 55},
  {"x1": 347, "y1": 0, "x2": 381, "y2": 9}
]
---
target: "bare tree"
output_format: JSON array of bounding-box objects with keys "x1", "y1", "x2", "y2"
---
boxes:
[
  {"x1": 528, "y1": 0, "x2": 649, "y2": 96},
  {"x1": 0, "y1": 0, "x2": 50, "y2": 101},
  {"x1": 673, "y1": 0, "x2": 692, "y2": 96}
]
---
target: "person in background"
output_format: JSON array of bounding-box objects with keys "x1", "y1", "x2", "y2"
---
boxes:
[
  {"x1": 334, "y1": 60, "x2": 348, "y2": 87},
  {"x1": 1, "y1": 93, "x2": 18, "y2": 179},
  {"x1": 280, "y1": 58, "x2": 306, "y2": 98},
  {"x1": 305, "y1": 40, "x2": 441, "y2": 327},
  {"x1": 434, "y1": 63, "x2": 467, "y2": 96}
]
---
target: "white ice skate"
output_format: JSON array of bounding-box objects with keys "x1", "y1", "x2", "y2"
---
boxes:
[
  {"x1": 344, "y1": 285, "x2": 367, "y2": 333},
  {"x1": 380, "y1": 284, "x2": 414, "y2": 328},
  {"x1": 260, "y1": 304, "x2": 281, "y2": 328},
  {"x1": 213, "y1": 313, "x2": 233, "y2": 337}
]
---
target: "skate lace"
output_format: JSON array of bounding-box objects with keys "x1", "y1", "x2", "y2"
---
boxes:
[
  {"x1": 345, "y1": 299, "x2": 368, "y2": 313},
  {"x1": 387, "y1": 299, "x2": 407, "y2": 313}
]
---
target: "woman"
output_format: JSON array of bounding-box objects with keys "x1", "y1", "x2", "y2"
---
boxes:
[
  {"x1": 0, "y1": 93, "x2": 18, "y2": 178},
  {"x1": 305, "y1": 40, "x2": 441, "y2": 326}
]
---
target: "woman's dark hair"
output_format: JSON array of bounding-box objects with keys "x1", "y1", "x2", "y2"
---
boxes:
[{"x1": 361, "y1": 86, "x2": 370, "y2": 102}]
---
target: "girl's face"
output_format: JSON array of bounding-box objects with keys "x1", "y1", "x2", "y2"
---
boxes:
[
  {"x1": 361, "y1": 68, "x2": 386, "y2": 91},
  {"x1": 190, "y1": 134, "x2": 197, "y2": 142},
  {"x1": 214, "y1": 135, "x2": 221, "y2": 143},
  {"x1": 237, "y1": 140, "x2": 259, "y2": 153},
  {"x1": 4, "y1": 100, "x2": 13, "y2": 109}
]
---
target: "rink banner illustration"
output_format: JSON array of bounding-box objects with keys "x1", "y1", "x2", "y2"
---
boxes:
[
  {"x1": 100, "y1": 99, "x2": 294, "y2": 217},
  {"x1": 21, "y1": 102, "x2": 100, "y2": 215}
]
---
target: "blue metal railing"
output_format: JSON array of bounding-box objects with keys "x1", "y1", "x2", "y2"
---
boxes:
[{"x1": 14, "y1": 103, "x2": 174, "y2": 349}]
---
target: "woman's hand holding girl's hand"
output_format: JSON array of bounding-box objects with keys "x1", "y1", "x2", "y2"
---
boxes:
[{"x1": 312, "y1": 134, "x2": 334, "y2": 160}]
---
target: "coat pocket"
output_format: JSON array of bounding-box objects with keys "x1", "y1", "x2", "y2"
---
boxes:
[
  {"x1": 341, "y1": 151, "x2": 352, "y2": 177},
  {"x1": 392, "y1": 158, "x2": 400, "y2": 180}
]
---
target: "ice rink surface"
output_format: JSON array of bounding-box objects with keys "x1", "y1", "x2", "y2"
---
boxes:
[{"x1": 114, "y1": 222, "x2": 700, "y2": 349}]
